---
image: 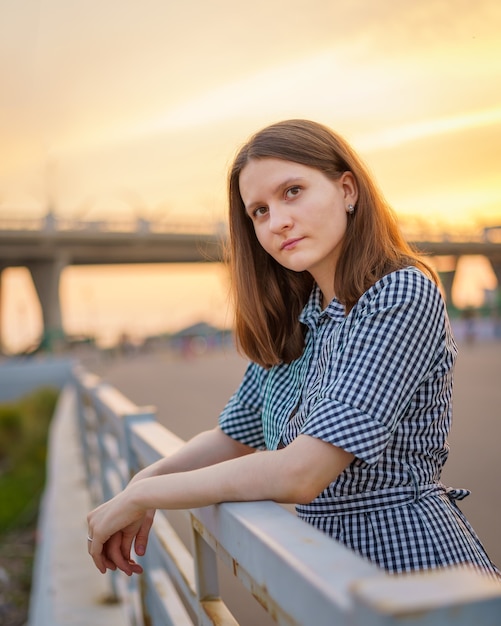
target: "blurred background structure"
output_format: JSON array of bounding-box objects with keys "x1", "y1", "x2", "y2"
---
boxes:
[{"x1": 0, "y1": 216, "x2": 500, "y2": 353}]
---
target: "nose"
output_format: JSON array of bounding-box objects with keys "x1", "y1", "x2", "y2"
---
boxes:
[{"x1": 268, "y1": 205, "x2": 293, "y2": 233}]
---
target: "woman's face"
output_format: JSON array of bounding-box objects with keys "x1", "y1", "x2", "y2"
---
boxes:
[{"x1": 239, "y1": 157, "x2": 357, "y2": 302}]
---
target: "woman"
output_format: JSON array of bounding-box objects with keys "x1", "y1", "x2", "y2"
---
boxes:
[{"x1": 87, "y1": 119, "x2": 500, "y2": 580}]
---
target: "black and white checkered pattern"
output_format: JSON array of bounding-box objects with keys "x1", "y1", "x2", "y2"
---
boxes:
[{"x1": 219, "y1": 268, "x2": 500, "y2": 578}]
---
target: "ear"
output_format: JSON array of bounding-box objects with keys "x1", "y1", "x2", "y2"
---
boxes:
[{"x1": 339, "y1": 171, "x2": 358, "y2": 206}]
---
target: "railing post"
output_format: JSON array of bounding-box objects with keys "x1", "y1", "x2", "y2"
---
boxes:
[
  {"x1": 122, "y1": 409, "x2": 158, "y2": 480},
  {"x1": 192, "y1": 520, "x2": 220, "y2": 598}
]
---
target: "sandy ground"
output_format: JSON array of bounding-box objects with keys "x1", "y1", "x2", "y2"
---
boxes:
[{"x1": 87, "y1": 337, "x2": 501, "y2": 621}]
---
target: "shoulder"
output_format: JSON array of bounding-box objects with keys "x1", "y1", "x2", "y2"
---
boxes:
[
  {"x1": 357, "y1": 267, "x2": 443, "y2": 312},
  {"x1": 236, "y1": 360, "x2": 270, "y2": 397}
]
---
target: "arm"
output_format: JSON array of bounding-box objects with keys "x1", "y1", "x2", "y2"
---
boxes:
[
  {"x1": 301, "y1": 270, "x2": 451, "y2": 465},
  {"x1": 130, "y1": 426, "x2": 256, "y2": 482},
  {"x1": 87, "y1": 434, "x2": 353, "y2": 574},
  {"x1": 91, "y1": 426, "x2": 255, "y2": 574}
]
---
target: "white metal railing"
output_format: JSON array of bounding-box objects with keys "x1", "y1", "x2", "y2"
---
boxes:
[{"x1": 72, "y1": 364, "x2": 501, "y2": 626}]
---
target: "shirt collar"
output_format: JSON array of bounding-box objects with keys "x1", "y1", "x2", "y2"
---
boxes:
[{"x1": 299, "y1": 284, "x2": 346, "y2": 329}]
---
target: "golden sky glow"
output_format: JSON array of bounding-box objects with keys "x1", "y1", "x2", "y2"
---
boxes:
[
  {"x1": 1, "y1": 1, "x2": 501, "y2": 352},
  {"x1": 1, "y1": 0, "x2": 500, "y2": 229}
]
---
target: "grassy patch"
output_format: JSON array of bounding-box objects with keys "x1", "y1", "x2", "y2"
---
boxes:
[
  {"x1": 0, "y1": 387, "x2": 58, "y2": 532},
  {"x1": 0, "y1": 387, "x2": 59, "y2": 624}
]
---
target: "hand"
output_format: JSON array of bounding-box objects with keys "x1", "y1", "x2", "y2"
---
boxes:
[
  {"x1": 100, "y1": 530, "x2": 143, "y2": 576},
  {"x1": 87, "y1": 487, "x2": 154, "y2": 575},
  {"x1": 104, "y1": 509, "x2": 156, "y2": 573}
]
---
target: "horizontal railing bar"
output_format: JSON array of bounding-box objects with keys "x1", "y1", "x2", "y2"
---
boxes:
[
  {"x1": 145, "y1": 568, "x2": 192, "y2": 625},
  {"x1": 199, "y1": 600, "x2": 239, "y2": 626},
  {"x1": 73, "y1": 366, "x2": 155, "y2": 422},
  {"x1": 150, "y1": 513, "x2": 197, "y2": 602},
  {"x1": 73, "y1": 366, "x2": 102, "y2": 390},
  {"x1": 351, "y1": 567, "x2": 501, "y2": 621},
  {"x1": 192, "y1": 501, "x2": 379, "y2": 626},
  {"x1": 95, "y1": 383, "x2": 156, "y2": 420},
  {"x1": 130, "y1": 421, "x2": 185, "y2": 463}
]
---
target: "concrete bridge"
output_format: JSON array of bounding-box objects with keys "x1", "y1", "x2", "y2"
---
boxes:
[{"x1": 1, "y1": 213, "x2": 500, "y2": 350}]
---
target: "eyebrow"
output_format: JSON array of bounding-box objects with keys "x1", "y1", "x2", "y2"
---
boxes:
[{"x1": 244, "y1": 177, "x2": 306, "y2": 214}]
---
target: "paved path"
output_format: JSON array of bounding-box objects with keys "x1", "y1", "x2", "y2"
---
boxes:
[
  {"x1": 441, "y1": 340, "x2": 501, "y2": 567},
  {"x1": 29, "y1": 386, "x2": 126, "y2": 626}
]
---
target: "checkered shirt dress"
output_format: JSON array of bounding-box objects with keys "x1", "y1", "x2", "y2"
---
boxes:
[{"x1": 219, "y1": 267, "x2": 501, "y2": 579}]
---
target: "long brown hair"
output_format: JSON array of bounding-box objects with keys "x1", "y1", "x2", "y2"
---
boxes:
[{"x1": 227, "y1": 119, "x2": 438, "y2": 368}]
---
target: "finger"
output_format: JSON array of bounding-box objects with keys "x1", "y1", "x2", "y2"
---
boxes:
[
  {"x1": 134, "y1": 509, "x2": 155, "y2": 557},
  {"x1": 89, "y1": 532, "x2": 124, "y2": 574},
  {"x1": 119, "y1": 533, "x2": 144, "y2": 575},
  {"x1": 87, "y1": 528, "x2": 105, "y2": 573},
  {"x1": 100, "y1": 549, "x2": 118, "y2": 572},
  {"x1": 87, "y1": 538, "x2": 116, "y2": 571},
  {"x1": 89, "y1": 538, "x2": 108, "y2": 574},
  {"x1": 127, "y1": 559, "x2": 144, "y2": 575},
  {"x1": 120, "y1": 528, "x2": 135, "y2": 562},
  {"x1": 104, "y1": 533, "x2": 137, "y2": 576}
]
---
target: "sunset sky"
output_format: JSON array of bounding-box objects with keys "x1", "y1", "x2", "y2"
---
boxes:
[
  {"x1": 1, "y1": 0, "x2": 500, "y2": 230},
  {"x1": 1, "y1": 0, "x2": 500, "y2": 352}
]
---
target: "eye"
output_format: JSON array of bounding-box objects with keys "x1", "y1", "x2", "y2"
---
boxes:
[
  {"x1": 285, "y1": 186, "x2": 301, "y2": 199},
  {"x1": 252, "y1": 206, "x2": 269, "y2": 218}
]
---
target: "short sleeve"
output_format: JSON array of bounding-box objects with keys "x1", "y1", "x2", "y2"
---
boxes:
[
  {"x1": 218, "y1": 361, "x2": 268, "y2": 448},
  {"x1": 301, "y1": 269, "x2": 453, "y2": 465}
]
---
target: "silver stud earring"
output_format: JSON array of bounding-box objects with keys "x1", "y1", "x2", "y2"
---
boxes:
[{"x1": 347, "y1": 204, "x2": 355, "y2": 214}]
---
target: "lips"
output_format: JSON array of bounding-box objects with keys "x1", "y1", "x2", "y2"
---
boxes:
[{"x1": 280, "y1": 237, "x2": 304, "y2": 251}]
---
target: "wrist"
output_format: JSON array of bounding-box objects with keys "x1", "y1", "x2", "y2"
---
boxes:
[{"x1": 126, "y1": 479, "x2": 147, "y2": 512}]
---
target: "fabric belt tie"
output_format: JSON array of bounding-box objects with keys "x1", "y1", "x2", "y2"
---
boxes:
[{"x1": 296, "y1": 483, "x2": 471, "y2": 517}]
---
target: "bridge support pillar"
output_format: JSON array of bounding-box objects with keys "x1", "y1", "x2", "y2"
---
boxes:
[
  {"x1": 437, "y1": 269, "x2": 456, "y2": 306},
  {"x1": 488, "y1": 258, "x2": 501, "y2": 287},
  {"x1": 433, "y1": 255, "x2": 458, "y2": 307},
  {"x1": 27, "y1": 257, "x2": 67, "y2": 350},
  {"x1": 0, "y1": 265, "x2": 7, "y2": 353}
]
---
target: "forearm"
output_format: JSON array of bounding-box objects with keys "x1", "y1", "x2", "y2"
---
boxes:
[
  {"x1": 128, "y1": 450, "x2": 278, "y2": 511},
  {"x1": 87, "y1": 435, "x2": 353, "y2": 574},
  {"x1": 130, "y1": 426, "x2": 255, "y2": 483},
  {"x1": 127, "y1": 435, "x2": 354, "y2": 511}
]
